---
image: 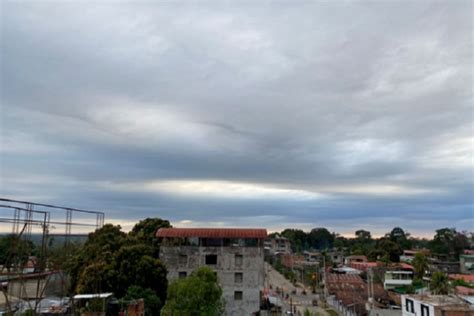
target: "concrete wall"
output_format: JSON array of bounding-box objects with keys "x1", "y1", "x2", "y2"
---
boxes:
[
  {"x1": 401, "y1": 296, "x2": 435, "y2": 316},
  {"x1": 160, "y1": 245, "x2": 265, "y2": 316}
]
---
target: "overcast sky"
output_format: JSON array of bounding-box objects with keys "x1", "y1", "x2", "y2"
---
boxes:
[{"x1": 1, "y1": 1, "x2": 472, "y2": 237}]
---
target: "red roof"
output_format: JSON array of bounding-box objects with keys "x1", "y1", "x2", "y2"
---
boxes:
[
  {"x1": 156, "y1": 228, "x2": 267, "y2": 239},
  {"x1": 449, "y1": 274, "x2": 474, "y2": 283},
  {"x1": 455, "y1": 286, "x2": 474, "y2": 295}
]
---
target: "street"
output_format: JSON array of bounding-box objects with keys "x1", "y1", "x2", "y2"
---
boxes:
[{"x1": 265, "y1": 262, "x2": 330, "y2": 315}]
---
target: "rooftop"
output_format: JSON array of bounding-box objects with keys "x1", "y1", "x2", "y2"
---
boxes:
[
  {"x1": 448, "y1": 274, "x2": 474, "y2": 283},
  {"x1": 156, "y1": 227, "x2": 267, "y2": 239},
  {"x1": 404, "y1": 295, "x2": 472, "y2": 307}
]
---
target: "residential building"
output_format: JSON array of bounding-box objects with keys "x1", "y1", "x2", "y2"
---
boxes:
[
  {"x1": 345, "y1": 255, "x2": 368, "y2": 265},
  {"x1": 157, "y1": 228, "x2": 267, "y2": 316},
  {"x1": 326, "y1": 273, "x2": 390, "y2": 316},
  {"x1": 460, "y1": 255, "x2": 474, "y2": 275},
  {"x1": 429, "y1": 255, "x2": 460, "y2": 274},
  {"x1": 328, "y1": 251, "x2": 345, "y2": 266},
  {"x1": 400, "y1": 250, "x2": 430, "y2": 263},
  {"x1": 264, "y1": 235, "x2": 292, "y2": 255},
  {"x1": 448, "y1": 274, "x2": 474, "y2": 286},
  {"x1": 303, "y1": 251, "x2": 323, "y2": 263},
  {"x1": 401, "y1": 295, "x2": 473, "y2": 316},
  {"x1": 384, "y1": 264, "x2": 414, "y2": 290}
]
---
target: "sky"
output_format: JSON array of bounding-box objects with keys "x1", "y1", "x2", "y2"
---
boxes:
[{"x1": 0, "y1": 1, "x2": 472, "y2": 237}]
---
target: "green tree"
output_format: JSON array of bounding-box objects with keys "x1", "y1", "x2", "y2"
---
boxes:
[
  {"x1": 281, "y1": 229, "x2": 307, "y2": 253},
  {"x1": 355, "y1": 230, "x2": 372, "y2": 242},
  {"x1": 430, "y1": 271, "x2": 450, "y2": 294},
  {"x1": 76, "y1": 261, "x2": 114, "y2": 294},
  {"x1": 374, "y1": 238, "x2": 402, "y2": 262},
  {"x1": 113, "y1": 245, "x2": 168, "y2": 300},
  {"x1": 123, "y1": 285, "x2": 163, "y2": 316},
  {"x1": 308, "y1": 228, "x2": 334, "y2": 250},
  {"x1": 129, "y1": 218, "x2": 171, "y2": 255},
  {"x1": 388, "y1": 227, "x2": 412, "y2": 250},
  {"x1": 162, "y1": 267, "x2": 224, "y2": 315},
  {"x1": 411, "y1": 253, "x2": 429, "y2": 279},
  {"x1": 0, "y1": 235, "x2": 36, "y2": 268},
  {"x1": 429, "y1": 228, "x2": 468, "y2": 259}
]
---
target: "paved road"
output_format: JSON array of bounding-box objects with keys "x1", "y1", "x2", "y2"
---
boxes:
[{"x1": 265, "y1": 262, "x2": 330, "y2": 315}]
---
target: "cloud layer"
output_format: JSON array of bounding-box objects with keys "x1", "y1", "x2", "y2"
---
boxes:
[{"x1": 1, "y1": 1, "x2": 472, "y2": 237}]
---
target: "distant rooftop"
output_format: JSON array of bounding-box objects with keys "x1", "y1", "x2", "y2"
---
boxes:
[
  {"x1": 156, "y1": 227, "x2": 267, "y2": 239},
  {"x1": 404, "y1": 295, "x2": 472, "y2": 307},
  {"x1": 448, "y1": 274, "x2": 474, "y2": 283}
]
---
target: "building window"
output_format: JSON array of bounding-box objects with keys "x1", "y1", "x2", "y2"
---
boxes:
[
  {"x1": 179, "y1": 254, "x2": 187, "y2": 265},
  {"x1": 235, "y1": 254, "x2": 243, "y2": 266},
  {"x1": 245, "y1": 238, "x2": 258, "y2": 247},
  {"x1": 235, "y1": 272, "x2": 243, "y2": 283},
  {"x1": 205, "y1": 254, "x2": 217, "y2": 265},
  {"x1": 405, "y1": 299, "x2": 414, "y2": 313},
  {"x1": 234, "y1": 291, "x2": 243, "y2": 300},
  {"x1": 421, "y1": 304, "x2": 429, "y2": 316},
  {"x1": 179, "y1": 271, "x2": 187, "y2": 279},
  {"x1": 202, "y1": 238, "x2": 223, "y2": 247}
]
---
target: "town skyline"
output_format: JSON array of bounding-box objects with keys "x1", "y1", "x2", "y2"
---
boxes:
[{"x1": 1, "y1": 1, "x2": 472, "y2": 236}]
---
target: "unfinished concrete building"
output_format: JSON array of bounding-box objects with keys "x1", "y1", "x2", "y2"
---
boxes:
[{"x1": 157, "y1": 228, "x2": 267, "y2": 316}]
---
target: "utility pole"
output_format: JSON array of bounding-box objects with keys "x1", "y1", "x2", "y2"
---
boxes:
[{"x1": 323, "y1": 255, "x2": 327, "y2": 299}]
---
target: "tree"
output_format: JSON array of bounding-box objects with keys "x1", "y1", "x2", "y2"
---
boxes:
[
  {"x1": 430, "y1": 271, "x2": 450, "y2": 294},
  {"x1": 129, "y1": 218, "x2": 171, "y2": 255},
  {"x1": 162, "y1": 267, "x2": 224, "y2": 315},
  {"x1": 76, "y1": 261, "x2": 114, "y2": 294},
  {"x1": 0, "y1": 235, "x2": 36, "y2": 268},
  {"x1": 281, "y1": 229, "x2": 307, "y2": 253},
  {"x1": 373, "y1": 238, "x2": 402, "y2": 262},
  {"x1": 429, "y1": 228, "x2": 468, "y2": 259},
  {"x1": 67, "y1": 222, "x2": 169, "y2": 302},
  {"x1": 123, "y1": 285, "x2": 163, "y2": 316},
  {"x1": 113, "y1": 244, "x2": 168, "y2": 299},
  {"x1": 355, "y1": 230, "x2": 372, "y2": 242},
  {"x1": 388, "y1": 227, "x2": 412, "y2": 249},
  {"x1": 411, "y1": 253, "x2": 429, "y2": 280},
  {"x1": 308, "y1": 228, "x2": 334, "y2": 250}
]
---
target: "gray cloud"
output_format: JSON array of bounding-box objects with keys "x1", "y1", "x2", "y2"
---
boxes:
[{"x1": 1, "y1": 1, "x2": 472, "y2": 237}]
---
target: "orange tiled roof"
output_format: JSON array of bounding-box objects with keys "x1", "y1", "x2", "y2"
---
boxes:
[
  {"x1": 449, "y1": 274, "x2": 474, "y2": 283},
  {"x1": 156, "y1": 228, "x2": 267, "y2": 239}
]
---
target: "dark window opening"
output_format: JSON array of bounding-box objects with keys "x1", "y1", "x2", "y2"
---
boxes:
[
  {"x1": 206, "y1": 254, "x2": 218, "y2": 265},
  {"x1": 421, "y1": 304, "x2": 429, "y2": 316},
  {"x1": 202, "y1": 238, "x2": 223, "y2": 247},
  {"x1": 179, "y1": 254, "x2": 187, "y2": 265},
  {"x1": 234, "y1": 291, "x2": 243, "y2": 300},
  {"x1": 235, "y1": 254, "x2": 243, "y2": 266},
  {"x1": 235, "y1": 272, "x2": 243, "y2": 283},
  {"x1": 406, "y1": 299, "x2": 414, "y2": 313},
  {"x1": 179, "y1": 271, "x2": 187, "y2": 279}
]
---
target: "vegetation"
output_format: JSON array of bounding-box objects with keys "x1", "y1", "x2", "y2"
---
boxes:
[
  {"x1": 161, "y1": 267, "x2": 224, "y2": 315},
  {"x1": 412, "y1": 253, "x2": 429, "y2": 279},
  {"x1": 429, "y1": 228, "x2": 469, "y2": 260},
  {"x1": 123, "y1": 285, "x2": 163, "y2": 315},
  {"x1": 0, "y1": 234, "x2": 36, "y2": 268},
  {"x1": 269, "y1": 226, "x2": 471, "y2": 264},
  {"x1": 54, "y1": 218, "x2": 170, "y2": 313},
  {"x1": 430, "y1": 271, "x2": 450, "y2": 294}
]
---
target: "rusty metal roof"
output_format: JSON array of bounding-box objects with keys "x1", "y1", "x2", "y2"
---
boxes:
[{"x1": 156, "y1": 228, "x2": 267, "y2": 239}]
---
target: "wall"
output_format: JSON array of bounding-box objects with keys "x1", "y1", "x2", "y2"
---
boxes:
[
  {"x1": 160, "y1": 244, "x2": 265, "y2": 316},
  {"x1": 401, "y1": 296, "x2": 435, "y2": 316}
]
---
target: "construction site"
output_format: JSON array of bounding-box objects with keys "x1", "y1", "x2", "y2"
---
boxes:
[{"x1": 0, "y1": 198, "x2": 105, "y2": 315}]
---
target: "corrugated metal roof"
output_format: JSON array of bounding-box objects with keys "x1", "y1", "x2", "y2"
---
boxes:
[{"x1": 156, "y1": 228, "x2": 267, "y2": 239}]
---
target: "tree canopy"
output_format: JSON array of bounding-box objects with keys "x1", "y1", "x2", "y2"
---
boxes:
[
  {"x1": 161, "y1": 266, "x2": 224, "y2": 316},
  {"x1": 54, "y1": 219, "x2": 169, "y2": 312}
]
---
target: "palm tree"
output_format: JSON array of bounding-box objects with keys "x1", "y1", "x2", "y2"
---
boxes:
[
  {"x1": 412, "y1": 253, "x2": 429, "y2": 280},
  {"x1": 430, "y1": 271, "x2": 450, "y2": 294}
]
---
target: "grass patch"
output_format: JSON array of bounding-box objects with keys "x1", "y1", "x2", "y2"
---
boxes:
[{"x1": 325, "y1": 309, "x2": 339, "y2": 316}]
